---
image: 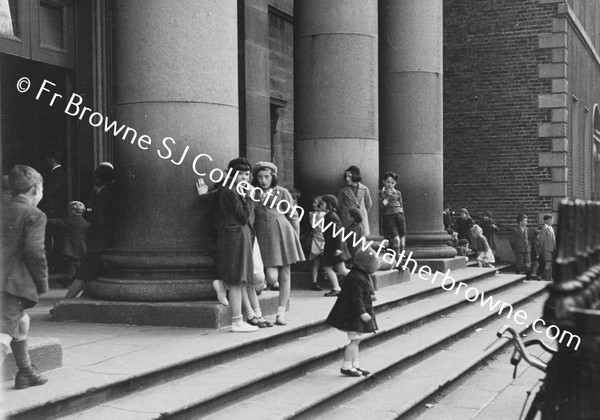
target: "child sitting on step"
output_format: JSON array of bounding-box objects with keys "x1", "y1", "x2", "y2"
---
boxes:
[{"x1": 325, "y1": 248, "x2": 380, "y2": 377}]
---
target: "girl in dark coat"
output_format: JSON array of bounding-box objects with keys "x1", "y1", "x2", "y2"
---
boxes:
[
  {"x1": 326, "y1": 248, "x2": 380, "y2": 377},
  {"x1": 320, "y1": 195, "x2": 350, "y2": 297}
]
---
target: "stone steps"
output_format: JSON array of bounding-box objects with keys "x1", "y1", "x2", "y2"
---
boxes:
[
  {"x1": 195, "y1": 283, "x2": 547, "y2": 419},
  {"x1": 5, "y1": 266, "x2": 531, "y2": 419}
]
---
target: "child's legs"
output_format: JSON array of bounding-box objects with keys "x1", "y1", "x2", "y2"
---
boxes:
[
  {"x1": 228, "y1": 285, "x2": 243, "y2": 320},
  {"x1": 335, "y1": 261, "x2": 350, "y2": 276},
  {"x1": 343, "y1": 339, "x2": 360, "y2": 362},
  {"x1": 277, "y1": 265, "x2": 291, "y2": 308},
  {"x1": 390, "y1": 235, "x2": 401, "y2": 254},
  {"x1": 323, "y1": 266, "x2": 340, "y2": 290},
  {"x1": 311, "y1": 258, "x2": 320, "y2": 283},
  {"x1": 65, "y1": 279, "x2": 85, "y2": 299},
  {"x1": 265, "y1": 266, "x2": 279, "y2": 287}
]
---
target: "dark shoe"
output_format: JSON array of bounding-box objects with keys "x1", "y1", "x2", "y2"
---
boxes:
[
  {"x1": 354, "y1": 367, "x2": 370, "y2": 376},
  {"x1": 324, "y1": 289, "x2": 340, "y2": 297},
  {"x1": 340, "y1": 368, "x2": 361, "y2": 377},
  {"x1": 270, "y1": 283, "x2": 280, "y2": 291},
  {"x1": 15, "y1": 366, "x2": 48, "y2": 389},
  {"x1": 247, "y1": 316, "x2": 273, "y2": 328},
  {"x1": 311, "y1": 282, "x2": 323, "y2": 291}
]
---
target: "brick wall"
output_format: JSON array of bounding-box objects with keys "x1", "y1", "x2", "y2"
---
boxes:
[{"x1": 443, "y1": 0, "x2": 555, "y2": 232}]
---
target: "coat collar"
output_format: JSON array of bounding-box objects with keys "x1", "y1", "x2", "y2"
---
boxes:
[{"x1": 342, "y1": 183, "x2": 364, "y2": 205}]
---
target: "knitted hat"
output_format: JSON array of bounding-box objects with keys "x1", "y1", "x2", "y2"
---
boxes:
[
  {"x1": 459, "y1": 208, "x2": 469, "y2": 216},
  {"x1": 353, "y1": 249, "x2": 381, "y2": 275},
  {"x1": 252, "y1": 161, "x2": 278, "y2": 179},
  {"x1": 69, "y1": 201, "x2": 85, "y2": 215},
  {"x1": 94, "y1": 163, "x2": 114, "y2": 184}
]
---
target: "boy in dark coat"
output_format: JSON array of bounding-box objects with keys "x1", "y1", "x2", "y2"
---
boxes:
[
  {"x1": 326, "y1": 248, "x2": 380, "y2": 377},
  {"x1": 48, "y1": 201, "x2": 90, "y2": 286},
  {"x1": 509, "y1": 213, "x2": 531, "y2": 276},
  {"x1": 1, "y1": 165, "x2": 49, "y2": 389}
]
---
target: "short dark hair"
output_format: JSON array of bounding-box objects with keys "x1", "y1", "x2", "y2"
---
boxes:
[
  {"x1": 227, "y1": 157, "x2": 252, "y2": 173},
  {"x1": 344, "y1": 165, "x2": 362, "y2": 183},
  {"x1": 251, "y1": 167, "x2": 278, "y2": 187},
  {"x1": 382, "y1": 171, "x2": 398, "y2": 182},
  {"x1": 516, "y1": 213, "x2": 528, "y2": 223},
  {"x1": 321, "y1": 194, "x2": 338, "y2": 211},
  {"x1": 543, "y1": 214, "x2": 554, "y2": 222}
]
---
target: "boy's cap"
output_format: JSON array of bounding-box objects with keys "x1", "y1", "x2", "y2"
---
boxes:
[
  {"x1": 459, "y1": 208, "x2": 469, "y2": 215},
  {"x1": 353, "y1": 249, "x2": 380, "y2": 275},
  {"x1": 446, "y1": 228, "x2": 455, "y2": 235},
  {"x1": 483, "y1": 211, "x2": 492, "y2": 217},
  {"x1": 69, "y1": 201, "x2": 85, "y2": 214},
  {"x1": 458, "y1": 239, "x2": 469, "y2": 246}
]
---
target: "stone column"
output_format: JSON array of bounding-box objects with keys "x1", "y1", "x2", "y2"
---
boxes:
[
  {"x1": 294, "y1": 0, "x2": 379, "y2": 235},
  {"x1": 380, "y1": 0, "x2": 457, "y2": 264},
  {"x1": 242, "y1": 0, "x2": 272, "y2": 164},
  {"x1": 89, "y1": 0, "x2": 239, "y2": 301}
]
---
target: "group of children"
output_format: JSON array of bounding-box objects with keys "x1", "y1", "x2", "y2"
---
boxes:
[{"x1": 445, "y1": 205, "x2": 557, "y2": 280}]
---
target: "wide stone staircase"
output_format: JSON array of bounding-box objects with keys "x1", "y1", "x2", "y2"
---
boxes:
[{"x1": 4, "y1": 264, "x2": 548, "y2": 420}]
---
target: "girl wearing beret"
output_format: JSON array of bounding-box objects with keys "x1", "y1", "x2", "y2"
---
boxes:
[{"x1": 251, "y1": 162, "x2": 305, "y2": 326}]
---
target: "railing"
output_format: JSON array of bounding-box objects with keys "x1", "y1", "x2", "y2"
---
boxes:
[{"x1": 540, "y1": 199, "x2": 600, "y2": 420}]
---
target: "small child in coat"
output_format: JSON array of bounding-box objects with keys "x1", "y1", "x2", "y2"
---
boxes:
[
  {"x1": 320, "y1": 195, "x2": 350, "y2": 297},
  {"x1": 48, "y1": 201, "x2": 90, "y2": 286},
  {"x1": 325, "y1": 248, "x2": 380, "y2": 377},
  {"x1": 309, "y1": 196, "x2": 326, "y2": 291}
]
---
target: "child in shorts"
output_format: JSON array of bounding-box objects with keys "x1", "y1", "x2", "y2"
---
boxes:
[
  {"x1": 1, "y1": 165, "x2": 49, "y2": 389},
  {"x1": 325, "y1": 248, "x2": 380, "y2": 377}
]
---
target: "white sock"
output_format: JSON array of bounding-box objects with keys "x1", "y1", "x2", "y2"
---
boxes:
[
  {"x1": 254, "y1": 308, "x2": 263, "y2": 319},
  {"x1": 352, "y1": 361, "x2": 360, "y2": 369},
  {"x1": 232, "y1": 315, "x2": 244, "y2": 326},
  {"x1": 245, "y1": 308, "x2": 256, "y2": 319},
  {"x1": 341, "y1": 361, "x2": 352, "y2": 370},
  {"x1": 277, "y1": 306, "x2": 286, "y2": 317}
]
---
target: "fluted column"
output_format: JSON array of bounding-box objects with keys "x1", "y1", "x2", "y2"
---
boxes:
[
  {"x1": 294, "y1": 0, "x2": 379, "y2": 235},
  {"x1": 380, "y1": 0, "x2": 456, "y2": 259},
  {"x1": 89, "y1": 0, "x2": 239, "y2": 301}
]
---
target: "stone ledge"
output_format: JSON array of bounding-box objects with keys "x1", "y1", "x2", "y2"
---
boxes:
[
  {"x1": 2, "y1": 338, "x2": 62, "y2": 382},
  {"x1": 51, "y1": 293, "x2": 283, "y2": 329},
  {"x1": 414, "y1": 256, "x2": 466, "y2": 273}
]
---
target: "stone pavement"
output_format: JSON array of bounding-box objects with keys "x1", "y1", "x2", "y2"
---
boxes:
[
  {"x1": 1, "y1": 272, "x2": 547, "y2": 419},
  {"x1": 415, "y1": 330, "x2": 552, "y2": 420}
]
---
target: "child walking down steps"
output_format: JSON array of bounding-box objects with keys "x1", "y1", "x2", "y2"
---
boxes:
[{"x1": 325, "y1": 248, "x2": 380, "y2": 377}]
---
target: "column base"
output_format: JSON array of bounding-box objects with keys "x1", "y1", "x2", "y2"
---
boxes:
[
  {"x1": 406, "y1": 231, "x2": 457, "y2": 259},
  {"x1": 51, "y1": 292, "x2": 284, "y2": 329},
  {"x1": 91, "y1": 250, "x2": 216, "y2": 301}
]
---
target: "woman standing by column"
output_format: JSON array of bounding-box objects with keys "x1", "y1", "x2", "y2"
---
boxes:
[{"x1": 251, "y1": 162, "x2": 304, "y2": 326}]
